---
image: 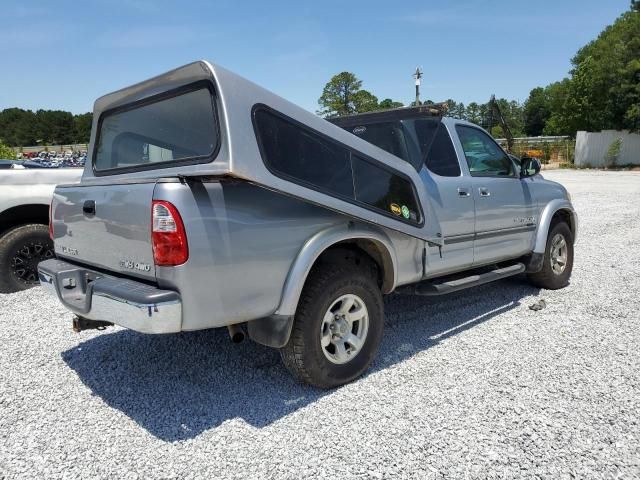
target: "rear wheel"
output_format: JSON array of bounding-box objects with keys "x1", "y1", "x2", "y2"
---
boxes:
[
  {"x1": 0, "y1": 224, "x2": 53, "y2": 293},
  {"x1": 280, "y1": 256, "x2": 384, "y2": 388},
  {"x1": 527, "y1": 221, "x2": 574, "y2": 290}
]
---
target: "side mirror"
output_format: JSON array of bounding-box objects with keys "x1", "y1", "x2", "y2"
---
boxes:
[{"x1": 520, "y1": 156, "x2": 541, "y2": 178}]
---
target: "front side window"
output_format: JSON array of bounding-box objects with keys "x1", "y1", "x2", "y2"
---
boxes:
[
  {"x1": 253, "y1": 109, "x2": 353, "y2": 198},
  {"x1": 94, "y1": 86, "x2": 218, "y2": 173},
  {"x1": 455, "y1": 125, "x2": 514, "y2": 177}
]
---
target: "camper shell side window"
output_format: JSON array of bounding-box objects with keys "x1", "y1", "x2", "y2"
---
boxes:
[{"x1": 252, "y1": 105, "x2": 423, "y2": 226}]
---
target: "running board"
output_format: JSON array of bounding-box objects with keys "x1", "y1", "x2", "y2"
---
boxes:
[{"x1": 402, "y1": 263, "x2": 526, "y2": 296}]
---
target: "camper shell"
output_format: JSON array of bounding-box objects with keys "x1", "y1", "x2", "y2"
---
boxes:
[{"x1": 81, "y1": 61, "x2": 443, "y2": 245}]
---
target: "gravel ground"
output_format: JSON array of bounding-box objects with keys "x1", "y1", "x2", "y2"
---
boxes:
[{"x1": 1, "y1": 170, "x2": 639, "y2": 479}]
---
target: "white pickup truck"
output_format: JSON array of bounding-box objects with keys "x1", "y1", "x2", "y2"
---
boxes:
[{"x1": 0, "y1": 168, "x2": 81, "y2": 293}]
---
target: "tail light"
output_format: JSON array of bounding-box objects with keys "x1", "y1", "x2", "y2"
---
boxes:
[
  {"x1": 48, "y1": 200, "x2": 54, "y2": 240},
  {"x1": 151, "y1": 201, "x2": 189, "y2": 266}
]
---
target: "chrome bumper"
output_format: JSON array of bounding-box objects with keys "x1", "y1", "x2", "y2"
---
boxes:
[{"x1": 38, "y1": 259, "x2": 182, "y2": 334}]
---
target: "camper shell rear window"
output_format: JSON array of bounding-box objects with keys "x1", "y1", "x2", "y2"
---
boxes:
[{"x1": 93, "y1": 82, "x2": 220, "y2": 175}]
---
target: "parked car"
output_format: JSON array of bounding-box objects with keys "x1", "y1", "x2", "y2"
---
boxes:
[
  {"x1": 39, "y1": 61, "x2": 577, "y2": 388},
  {"x1": 0, "y1": 168, "x2": 82, "y2": 293}
]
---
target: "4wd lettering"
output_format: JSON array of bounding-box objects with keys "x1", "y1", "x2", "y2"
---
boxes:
[{"x1": 119, "y1": 260, "x2": 152, "y2": 272}]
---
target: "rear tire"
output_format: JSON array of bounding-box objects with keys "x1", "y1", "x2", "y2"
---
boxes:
[
  {"x1": 527, "y1": 221, "x2": 574, "y2": 290},
  {"x1": 0, "y1": 224, "x2": 53, "y2": 293},
  {"x1": 280, "y1": 256, "x2": 384, "y2": 389}
]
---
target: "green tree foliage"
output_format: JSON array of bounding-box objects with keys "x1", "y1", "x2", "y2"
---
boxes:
[
  {"x1": 0, "y1": 108, "x2": 93, "y2": 147},
  {"x1": 604, "y1": 137, "x2": 624, "y2": 167},
  {"x1": 0, "y1": 141, "x2": 16, "y2": 159},
  {"x1": 352, "y1": 89, "x2": 380, "y2": 113},
  {"x1": 445, "y1": 99, "x2": 467, "y2": 120},
  {"x1": 543, "y1": 8, "x2": 640, "y2": 134},
  {"x1": 318, "y1": 72, "x2": 403, "y2": 117},
  {"x1": 318, "y1": 72, "x2": 364, "y2": 117},
  {"x1": 378, "y1": 98, "x2": 404, "y2": 109},
  {"x1": 523, "y1": 87, "x2": 551, "y2": 136}
]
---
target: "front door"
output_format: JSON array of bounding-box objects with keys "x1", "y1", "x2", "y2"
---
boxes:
[
  {"x1": 455, "y1": 125, "x2": 536, "y2": 266},
  {"x1": 420, "y1": 123, "x2": 475, "y2": 276}
]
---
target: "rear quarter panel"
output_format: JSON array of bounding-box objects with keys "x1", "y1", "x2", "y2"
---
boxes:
[{"x1": 153, "y1": 181, "x2": 346, "y2": 330}]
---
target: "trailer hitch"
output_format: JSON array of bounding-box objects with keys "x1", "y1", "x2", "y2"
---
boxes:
[{"x1": 72, "y1": 316, "x2": 114, "y2": 333}]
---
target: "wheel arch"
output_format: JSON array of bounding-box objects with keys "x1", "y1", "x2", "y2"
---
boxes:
[
  {"x1": 533, "y1": 199, "x2": 578, "y2": 254},
  {"x1": 0, "y1": 204, "x2": 49, "y2": 236},
  {"x1": 276, "y1": 223, "x2": 397, "y2": 318}
]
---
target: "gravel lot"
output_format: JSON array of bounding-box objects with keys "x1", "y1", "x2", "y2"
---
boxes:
[{"x1": 1, "y1": 170, "x2": 639, "y2": 479}]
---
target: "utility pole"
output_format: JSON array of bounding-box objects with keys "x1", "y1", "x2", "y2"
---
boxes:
[{"x1": 413, "y1": 67, "x2": 423, "y2": 106}]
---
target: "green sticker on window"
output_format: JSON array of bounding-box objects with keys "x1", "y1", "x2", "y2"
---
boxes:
[{"x1": 401, "y1": 205, "x2": 410, "y2": 219}]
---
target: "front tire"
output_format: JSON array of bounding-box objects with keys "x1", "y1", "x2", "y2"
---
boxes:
[
  {"x1": 0, "y1": 224, "x2": 54, "y2": 293},
  {"x1": 527, "y1": 221, "x2": 574, "y2": 290},
  {"x1": 280, "y1": 258, "x2": 384, "y2": 389}
]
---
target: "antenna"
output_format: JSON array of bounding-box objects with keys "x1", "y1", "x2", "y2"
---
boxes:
[{"x1": 413, "y1": 66, "x2": 423, "y2": 106}]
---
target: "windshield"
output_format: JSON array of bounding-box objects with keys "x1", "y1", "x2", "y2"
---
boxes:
[{"x1": 94, "y1": 85, "x2": 219, "y2": 174}]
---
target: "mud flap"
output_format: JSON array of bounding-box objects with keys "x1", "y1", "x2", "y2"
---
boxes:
[{"x1": 247, "y1": 314, "x2": 294, "y2": 348}]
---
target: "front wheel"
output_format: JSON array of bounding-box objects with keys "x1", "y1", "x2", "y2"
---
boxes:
[
  {"x1": 280, "y1": 260, "x2": 384, "y2": 389},
  {"x1": 527, "y1": 221, "x2": 574, "y2": 290},
  {"x1": 0, "y1": 224, "x2": 54, "y2": 294}
]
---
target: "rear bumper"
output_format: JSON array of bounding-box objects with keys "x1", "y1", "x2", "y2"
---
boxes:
[{"x1": 38, "y1": 259, "x2": 182, "y2": 334}]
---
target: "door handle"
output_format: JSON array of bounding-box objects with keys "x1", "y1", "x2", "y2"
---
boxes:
[
  {"x1": 457, "y1": 188, "x2": 471, "y2": 197},
  {"x1": 478, "y1": 187, "x2": 491, "y2": 197}
]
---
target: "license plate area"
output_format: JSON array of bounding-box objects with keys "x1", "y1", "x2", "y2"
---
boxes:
[{"x1": 57, "y1": 269, "x2": 102, "y2": 314}]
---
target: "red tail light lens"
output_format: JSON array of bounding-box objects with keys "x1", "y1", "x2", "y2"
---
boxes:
[{"x1": 152, "y1": 201, "x2": 189, "y2": 266}]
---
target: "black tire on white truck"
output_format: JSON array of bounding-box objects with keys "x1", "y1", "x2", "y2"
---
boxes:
[{"x1": 0, "y1": 224, "x2": 54, "y2": 293}]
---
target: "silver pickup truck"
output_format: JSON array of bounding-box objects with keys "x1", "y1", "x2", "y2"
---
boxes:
[
  {"x1": 39, "y1": 61, "x2": 577, "y2": 388},
  {"x1": 0, "y1": 168, "x2": 81, "y2": 292}
]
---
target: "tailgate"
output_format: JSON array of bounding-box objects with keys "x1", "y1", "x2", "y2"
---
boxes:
[{"x1": 52, "y1": 182, "x2": 157, "y2": 280}]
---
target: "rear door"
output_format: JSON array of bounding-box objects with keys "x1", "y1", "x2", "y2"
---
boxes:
[{"x1": 454, "y1": 124, "x2": 536, "y2": 265}]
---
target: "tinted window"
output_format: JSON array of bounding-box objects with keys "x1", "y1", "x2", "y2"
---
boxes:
[
  {"x1": 350, "y1": 122, "x2": 411, "y2": 163},
  {"x1": 353, "y1": 156, "x2": 421, "y2": 223},
  {"x1": 254, "y1": 109, "x2": 354, "y2": 198},
  {"x1": 423, "y1": 125, "x2": 461, "y2": 177},
  {"x1": 455, "y1": 125, "x2": 515, "y2": 177},
  {"x1": 94, "y1": 87, "x2": 218, "y2": 172}
]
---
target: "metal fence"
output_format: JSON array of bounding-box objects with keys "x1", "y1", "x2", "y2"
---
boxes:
[
  {"x1": 575, "y1": 130, "x2": 640, "y2": 167},
  {"x1": 496, "y1": 136, "x2": 574, "y2": 165}
]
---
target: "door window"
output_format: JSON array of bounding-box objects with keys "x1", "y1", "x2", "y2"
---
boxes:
[
  {"x1": 423, "y1": 124, "x2": 461, "y2": 177},
  {"x1": 455, "y1": 125, "x2": 515, "y2": 177}
]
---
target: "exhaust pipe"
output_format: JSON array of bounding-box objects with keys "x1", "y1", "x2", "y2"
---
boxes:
[{"x1": 227, "y1": 324, "x2": 245, "y2": 343}]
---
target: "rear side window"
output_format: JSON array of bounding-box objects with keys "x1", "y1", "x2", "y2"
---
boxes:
[
  {"x1": 253, "y1": 107, "x2": 422, "y2": 225},
  {"x1": 253, "y1": 109, "x2": 353, "y2": 198},
  {"x1": 94, "y1": 86, "x2": 218, "y2": 173},
  {"x1": 424, "y1": 125, "x2": 461, "y2": 177},
  {"x1": 352, "y1": 156, "x2": 421, "y2": 223}
]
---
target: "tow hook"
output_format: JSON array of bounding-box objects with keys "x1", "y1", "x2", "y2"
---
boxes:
[{"x1": 72, "y1": 316, "x2": 114, "y2": 333}]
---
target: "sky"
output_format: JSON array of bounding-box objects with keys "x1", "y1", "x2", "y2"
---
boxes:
[{"x1": 0, "y1": 0, "x2": 632, "y2": 114}]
